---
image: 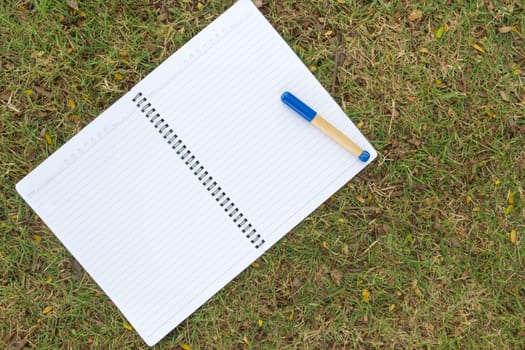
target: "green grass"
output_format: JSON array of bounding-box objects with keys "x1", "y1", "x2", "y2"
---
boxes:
[{"x1": 1, "y1": 0, "x2": 524, "y2": 348}]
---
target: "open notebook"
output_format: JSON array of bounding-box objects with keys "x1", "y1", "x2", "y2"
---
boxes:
[{"x1": 16, "y1": 0, "x2": 377, "y2": 346}]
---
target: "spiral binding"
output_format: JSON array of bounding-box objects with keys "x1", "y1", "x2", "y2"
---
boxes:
[{"x1": 132, "y1": 92, "x2": 265, "y2": 249}]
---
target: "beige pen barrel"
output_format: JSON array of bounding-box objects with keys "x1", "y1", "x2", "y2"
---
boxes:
[
  {"x1": 311, "y1": 115, "x2": 363, "y2": 157},
  {"x1": 281, "y1": 91, "x2": 370, "y2": 162}
]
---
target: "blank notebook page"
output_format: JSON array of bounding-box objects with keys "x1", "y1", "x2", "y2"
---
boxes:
[{"x1": 16, "y1": 0, "x2": 377, "y2": 346}]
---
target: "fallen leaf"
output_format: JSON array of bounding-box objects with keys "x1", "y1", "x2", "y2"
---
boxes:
[
  {"x1": 498, "y1": 26, "x2": 513, "y2": 33},
  {"x1": 42, "y1": 305, "x2": 53, "y2": 315},
  {"x1": 34, "y1": 85, "x2": 52, "y2": 98},
  {"x1": 23, "y1": 89, "x2": 34, "y2": 96},
  {"x1": 46, "y1": 276, "x2": 53, "y2": 283},
  {"x1": 45, "y1": 133, "x2": 53, "y2": 145},
  {"x1": 119, "y1": 49, "x2": 128, "y2": 57},
  {"x1": 508, "y1": 191, "x2": 514, "y2": 205},
  {"x1": 435, "y1": 27, "x2": 444, "y2": 39},
  {"x1": 70, "y1": 114, "x2": 80, "y2": 121},
  {"x1": 252, "y1": 0, "x2": 263, "y2": 8},
  {"x1": 67, "y1": 98, "x2": 76, "y2": 110},
  {"x1": 504, "y1": 205, "x2": 513, "y2": 215},
  {"x1": 323, "y1": 30, "x2": 333, "y2": 36},
  {"x1": 509, "y1": 229, "x2": 516, "y2": 244},
  {"x1": 330, "y1": 269, "x2": 343, "y2": 286},
  {"x1": 472, "y1": 43, "x2": 485, "y2": 53},
  {"x1": 181, "y1": 344, "x2": 191, "y2": 350},
  {"x1": 288, "y1": 311, "x2": 294, "y2": 320},
  {"x1": 66, "y1": 0, "x2": 79, "y2": 11},
  {"x1": 500, "y1": 91, "x2": 510, "y2": 102},
  {"x1": 389, "y1": 304, "x2": 396, "y2": 311},
  {"x1": 362, "y1": 289, "x2": 371, "y2": 302},
  {"x1": 251, "y1": 261, "x2": 260, "y2": 269},
  {"x1": 257, "y1": 319, "x2": 263, "y2": 327},
  {"x1": 419, "y1": 47, "x2": 429, "y2": 54},
  {"x1": 197, "y1": 2, "x2": 204, "y2": 10},
  {"x1": 114, "y1": 72, "x2": 124, "y2": 80},
  {"x1": 407, "y1": 10, "x2": 423, "y2": 21},
  {"x1": 32, "y1": 235, "x2": 42, "y2": 243},
  {"x1": 123, "y1": 322, "x2": 133, "y2": 331}
]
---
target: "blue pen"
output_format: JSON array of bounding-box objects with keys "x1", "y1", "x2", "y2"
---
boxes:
[{"x1": 281, "y1": 91, "x2": 370, "y2": 162}]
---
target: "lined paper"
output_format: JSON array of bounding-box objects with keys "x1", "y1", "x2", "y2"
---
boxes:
[{"x1": 16, "y1": 0, "x2": 376, "y2": 346}]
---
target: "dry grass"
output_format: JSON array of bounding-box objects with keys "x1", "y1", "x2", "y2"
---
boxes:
[{"x1": 1, "y1": 0, "x2": 524, "y2": 349}]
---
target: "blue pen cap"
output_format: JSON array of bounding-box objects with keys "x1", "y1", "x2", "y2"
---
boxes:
[{"x1": 281, "y1": 91, "x2": 317, "y2": 122}]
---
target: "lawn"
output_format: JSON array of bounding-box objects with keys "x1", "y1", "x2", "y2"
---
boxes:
[{"x1": 1, "y1": 0, "x2": 524, "y2": 349}]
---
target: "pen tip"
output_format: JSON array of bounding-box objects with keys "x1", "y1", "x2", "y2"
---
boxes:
[{"x1": 358, "y1": 151, "x2": 370, "y2": 162}]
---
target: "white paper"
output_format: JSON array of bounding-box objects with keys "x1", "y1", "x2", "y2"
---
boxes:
[{"x1": 16, "y1": 0, "x2": 377, "y2": 346}]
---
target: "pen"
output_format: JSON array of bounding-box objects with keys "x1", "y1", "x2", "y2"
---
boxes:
[{"x1": 281, "y1": 91, "x2": 370, "y2": 162}]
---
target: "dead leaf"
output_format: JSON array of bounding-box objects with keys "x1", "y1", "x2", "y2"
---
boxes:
[
  {"x1": 252, "y1": 0, "x2": 263, "y2": 8},
  {"x1": 66, "y1": 0, "x2": 79, "y2": 11},
  {"x1": 407, "y1": 10, "x2": 423, "y2": 21},
  {"x1": 500, "y1": 91, "x2": 510, "y2": 102},
  {"x1": 6, "y1": 337, "x2": 27, "y2": 350},
  {"x1": 330, "y1": 269, "x2": 343, "y2": 286},
  {"x1": 33, "y1": 85, "x2": 52, "y2": 98},
  {"x1": 158, "y1": 7, "x2": 168, "y2": 22},
  {"x1": 499, "y1": 26, "x2": 513, "y2": 33}
]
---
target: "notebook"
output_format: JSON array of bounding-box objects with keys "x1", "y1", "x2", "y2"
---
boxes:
[{"x1": 16, "y1": 0, "x2": 377, "y2": 346}]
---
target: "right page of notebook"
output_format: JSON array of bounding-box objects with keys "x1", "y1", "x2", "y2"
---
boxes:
[{"x1": 139, "y1": 0, "x2": 377, "y2": 248}]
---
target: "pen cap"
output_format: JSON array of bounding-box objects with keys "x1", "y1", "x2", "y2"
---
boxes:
[{"x1": 281, "y1": 91, "x2": 317, "y2": 122}]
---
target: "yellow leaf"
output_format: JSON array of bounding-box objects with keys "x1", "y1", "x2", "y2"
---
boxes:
[
  {"x1": 67, "y1": 99, "x2": 76, "y2": 110},
  {"x1": 114, "y1": 72, "x2": 124, "y2": 80},
  {"x1": 243, "y1": 336, "x2": 250, "y2": 345},
  {"x1": 123, "y1": 322, "x2": 133, "y2": 331},
  {"x1": 357, "y1": 121, "x2": 364, "y2": 128},
  {"x1": 435, "y1": 27, "x2": 444, "y2": 39},
  {"x1": 494, "y1": 179, "x2": 501, "y2": 186},
  {"x1": 81, "y1": 94, "x2": 92, "y2": 104},
  {"x1": 337, "y1": 217, "x2": 345, "y2": 223},
  {"x1": 485, "y1": 108, "x2": 496, "y2": 118},
  {"x1": 197, "y1": 2, "x2": 204, "y2": 10},
  {"x1": 362, "y1": 289, "x2": 371, "y2": 302},
  {"x1": 395, "y1": 290, "x2": 402, "y2": 296},
  {"x1": 508, "y1": 191, "x2": 514, "y2": 205},
  {"x1": 251, "y1": 261, "x2": 260, "y2": 269},
  {"x1": 45, "y1": 133, "x2": 53, "y2": 145},
  {"x1": 509, "y1": 229, "x2": 517, "y2": 244},
  {"x1": 32, "y1": 235, "x2": 42, "y2": 243},
  {"x1": 442, "y1": 21, "x2": 449, "y2": 32},
  {"x1": 257, "y1": 319, "x2": 263, "y2": 327},
  {"x1": 466, "y1": 195, "x2": 472, "y2": 204},
  {"x1": 472, "y1": 43, "x2": 485, "y2": 53},
  {"x1": 324, "y1": 30, "x2": 333, "y2": 37},
  {"x1": 472, "y1": 207, "x2": 480, "y2": 212},
  {"x1": 389, "y1": 304, "x2": 396, "y2": 311},
  {"x1": 309, "y1": 65, "x2": 317, "y2": 72},
  {"x1": 23, "y1": 89, "x2": 34, "y2": 96},
  {"x1": 498, "y1": 26, "x2": 513, "y2": 33},
  {"x1": 181, "y1": 344, "x2": 191, "y2": 350},
  {"x1": 42, "y1": 306, "x2": 53, "y2": 315},
  {"x1": 288, "y1": 311, "x2": 294, "y2": 320},
  {"x1": 70, "y1": 114, "x2": 80, "y2": 121},
  {"x1": 46, "y1": 276, "x2": 53, "y2": 283},
  {"x1": 504, "y1": 205, "x2": 513, "y2": 215},
  {"x1": 119, "y1": 49, "x2": 128, "y2": 56},
  {"x1": 418, "y1": 47, "x2": 429, "y2": 54},
  {"x1": 357, "y1": 279, "x2": 364, "y2": 286},
  {"x1": 356, "y1": 196, "x2": 365, "y2": 203}
]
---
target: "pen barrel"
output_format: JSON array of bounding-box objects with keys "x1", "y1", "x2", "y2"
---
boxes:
[{"x1": 311, "y1": 115, "x2": 362, "y2": 157}]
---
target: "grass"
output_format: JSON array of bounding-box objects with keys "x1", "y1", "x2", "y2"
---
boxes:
[{"x1": 1, "y1": 0, "x2": 524, "y2": 348}]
